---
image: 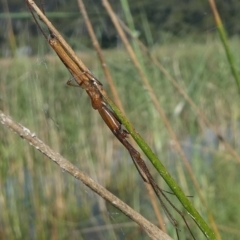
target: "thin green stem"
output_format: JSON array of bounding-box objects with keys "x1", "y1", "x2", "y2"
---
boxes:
[
  {"x1": 27, "y1": 0, "x2": 215, "y2": 238},
  {"x1": 209, "y1": 0, "x2": 240, "y2": 94},
  {"x1": 104, "y1": 95, "x2": 216, "y2": 240},
  {"x1": 217, "y1": 24, "x2": 240, "y2": 93}
]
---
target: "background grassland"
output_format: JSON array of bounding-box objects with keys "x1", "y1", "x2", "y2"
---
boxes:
[{"x1": 1, "y1": 35, "x2": 240, "y2": 240}]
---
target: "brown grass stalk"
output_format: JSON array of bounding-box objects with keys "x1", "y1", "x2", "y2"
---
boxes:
[
  {"x1": 118, "y1": 17, "x2": 240, "y2": 165},
  {"x1": 0, "y1": 110, "x2": 173, "y2": 240},
  {"x1": 1, "y1": 0, "x2": 17, "y2": 56},
  {"x1": 77, "y1": 0, "x2": 166, "y2": 231},
  {"x1": 101, "y1": 0, "x2": 220, "y2": 238},
  {"x1": 77, "y1": 0, "x2": 123, "y2": 112}
]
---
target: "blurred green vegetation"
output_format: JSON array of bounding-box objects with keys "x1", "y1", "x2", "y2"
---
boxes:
[
  {"x1": 1, "y1": 0, "x2": 240, "y2": 55},
  {"x1": 1, "y1": 0, "x2": 240, "y2": 239},
  {"x1": 1, "y1": 35, "x2": 240, "y2": 239}
]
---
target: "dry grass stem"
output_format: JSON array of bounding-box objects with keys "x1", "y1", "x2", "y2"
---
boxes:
[
  {"x1": 102, "y1": 0, "x2": 220, "y2": 237},
  {"x1": 77, "y1": 0, "x2": 166, "y2": 231},
  {"x1": 0, "y1": 110, "x2": 173, "y2": 240}
]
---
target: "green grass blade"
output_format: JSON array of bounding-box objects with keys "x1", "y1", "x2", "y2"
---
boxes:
[
  {"x1": 209, "y1": 0, "x2": 240, "y2": 94},
  {"x1": 105, "y1": 96, "x2": 216, "y2": 240}
]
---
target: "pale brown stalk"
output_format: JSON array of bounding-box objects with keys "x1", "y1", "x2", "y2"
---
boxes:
[
  {"x1": 101, "y1": 0, "x2": 220, "y2": 238},
  {"x1": 119, "y1": 18, "x2": 240, "y2": 165},
  {"x1": 26, "y1": 1, "x2": 215, "y2": 239},
  {"x1": 77, "y1": 0, "x2": 123, "y2": 112},
  {"x1": 77, "y1": 0, "x2": 166, "y2": 231},
  {"x1": 0, "y1": 110, "x2": 172, "y2": 240},
  {"x1": 1, "y1": 0, "x2": 17, "y2": 56}
]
